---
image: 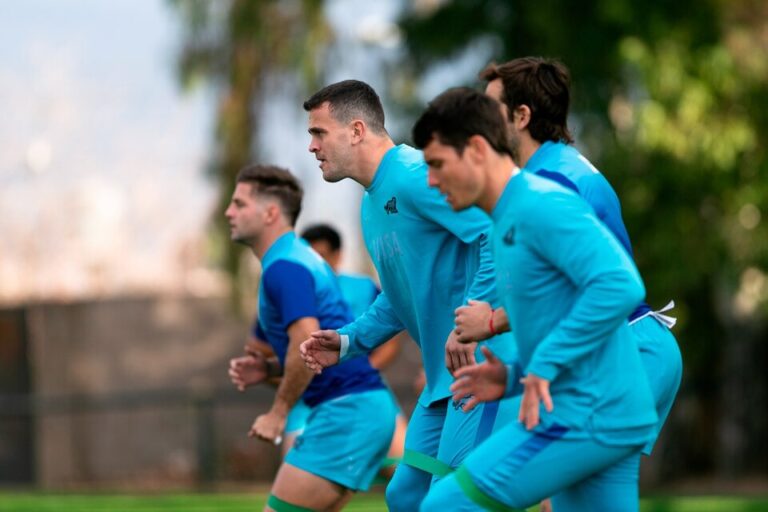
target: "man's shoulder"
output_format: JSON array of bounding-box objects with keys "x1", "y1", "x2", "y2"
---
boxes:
[
  {"x1": 523, "y1": 169, "x2": 576, "y2": 195},
  {"x1": 388, "y1": 144, "x2": 425, "y2": 168},
  {"x1": 262, "y1": 257, "x2": 314, "y2": 285},
  {"x1": 517, "y1": 172, "x2": 587, "y2": 225},
  {"x1": 384, "y1": 146, "x2": 428, "y2": 183},
  {"x1": 369, "y1": 147, "x2": 430, "y2": 215},
  {"x1": 559, "y1": 146, "x2": 605, "y2": 184},
  {"x1": 534, "y1": 143, "x2": 596, "y2": 177}
]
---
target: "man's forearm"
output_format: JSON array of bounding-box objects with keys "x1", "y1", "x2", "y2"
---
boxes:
[
  {"x1": 271, "y1": 318, "x2": 320, "y2": 416},
  {"x1": 492, "y1": 307, "x2": 511, "y2": 334},
  {"x1": 265, "y1": 356, "x2": 282, "y2": 377},
  {"x1": 272, "y1": 347, "x2": 314, "y2": 416},
  {"x1": 265, "y1": 356, "x2": 283, "y2": 387}
]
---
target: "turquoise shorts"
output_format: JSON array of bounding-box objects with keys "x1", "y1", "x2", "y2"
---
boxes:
[
  {"x1": 629, "y1": 315, "x2": 683, "y2": 454},
  {"x1": 287, "y1": 386, "x2": 402, "y2": 437},
  {"x1": 285, "y1": 388, "x2": 397, "y2": 491},
  {"x1": 285, "y1": 399, "x2": 311, "y2": 435},
  {"x1": 421, "y1": 410, "x2": 643, "y2": 512}
]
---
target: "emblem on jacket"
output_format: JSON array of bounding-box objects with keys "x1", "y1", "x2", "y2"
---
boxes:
[
  {"x1": 503, "y1": 227, "x2": 515, "y2": 245},
  {"x1": 384, "y1": 197, "x2": 398, "y2": 214}
]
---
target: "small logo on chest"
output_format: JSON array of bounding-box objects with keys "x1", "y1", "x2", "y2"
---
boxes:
[
  {"x1": 384, "y1": 197, "x2": 398, "y2": 214},
  {"x1": 503, "y1": 227, "x2": 515, "y2": 245},
  {"x1": 453, "y1": 395, "x2": 472, "y2": 411}
]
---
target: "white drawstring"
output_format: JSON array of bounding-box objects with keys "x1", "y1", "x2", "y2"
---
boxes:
[{"x1": 629, "y1": 300, "x2": 677, "y2": 329}]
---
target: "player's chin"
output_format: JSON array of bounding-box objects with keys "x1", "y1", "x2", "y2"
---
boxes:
[
  {"x1": 321, "y1": 168, "x2": 345, "y2": 183},
  {"x1": 446, "y1": 194, "x2": 471, "y2": 211},
  {"x1": 230, "y1": 232, "x2": 248, "y2": 244}
]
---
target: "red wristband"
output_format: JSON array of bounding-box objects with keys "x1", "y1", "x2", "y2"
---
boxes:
[{"x1": 489, "y1": 308, "x2": 497, "y2": 336}]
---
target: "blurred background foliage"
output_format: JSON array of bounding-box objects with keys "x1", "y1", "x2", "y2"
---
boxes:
[
  {"x1": 173, "y1": 0, "x2": 768, "y2": 482},
  {"x1": 172, "y1": 0, "x2": 331, "y2": 304}
]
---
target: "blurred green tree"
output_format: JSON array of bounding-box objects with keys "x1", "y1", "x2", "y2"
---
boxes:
[
  {"x1": 398, "y1": 0, "x2": 768, "y2": 480},
  {"x1": 170, "y1": 0, "x2": 330, "y2": 308},
  {"x1": 170, "y1": 0, "x2": 768, "y2": 480}
]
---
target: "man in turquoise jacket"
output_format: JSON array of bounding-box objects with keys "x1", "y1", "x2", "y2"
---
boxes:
[
  {"x1": 298, "y1": 80, "x2": 512, "y2": 511},
  {"x1": 413, "y1": 87, "x2": 657, "y2": 511}
]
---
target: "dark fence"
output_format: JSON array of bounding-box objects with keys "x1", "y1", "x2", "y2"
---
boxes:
[{"x1": 0, "y1": 380, "x2": 418, "y2": 489}]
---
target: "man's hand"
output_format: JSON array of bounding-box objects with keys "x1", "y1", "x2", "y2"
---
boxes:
[
  {"x1": 449, "y1": 346, "x2": 506, "y2": 411},
  {"x1": 445, "y1": 329, "x2": 477, "y2": 374},
  {"x1": 518, "y1": 373, "x2": 553, "y2": 430},
  {"x1": 299, "y1": 330, "x2": 342, "y2": 374},
  {"x1": 228, "y1": 354, "x2": 268, "y2": 391},
  {"x1": 454, "y1": 300, "x2": 494, "y2": 343},
  {"x1": 248, "y1": 410, "x2": 286, "y2": 445}
]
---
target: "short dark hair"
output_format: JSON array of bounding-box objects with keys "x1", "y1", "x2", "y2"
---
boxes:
[
  {"x1": 236, "y1": 164, "x2": 303, "y2": 226},
  {"x1": 479, "y1": 57, "x2": 574, "y2": 144},
  {"x1": 412, "y1": 87, "x2": 513, "y2": 158},
  {"x1": 303, "y1": 79, "x2": 387, "y2": 135},
  {"x1": 301, "y1": 224, "x2": 342, "y2": 252}
]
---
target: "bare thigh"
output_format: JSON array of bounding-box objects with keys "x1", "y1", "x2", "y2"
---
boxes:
[{"x1": 266, "y1": 462, "x2": 353, "y2": 512}]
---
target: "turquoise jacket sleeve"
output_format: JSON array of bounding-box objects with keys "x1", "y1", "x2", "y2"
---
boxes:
[
  {"x1": 337, "y1": 291, "x2": 405, "y2": 361},
  {"x1": 524, "y1": 195, "x2": 646, "y2": 382},
  {"x1": 492, "y1": 340, "x2": 523, "y2": 398},
  {"x1": 409, "y1": 182, "x2": 497, "y2": 304},
  {"x1": 504, "y1": 362, "x2": 524, "y2": 398}
]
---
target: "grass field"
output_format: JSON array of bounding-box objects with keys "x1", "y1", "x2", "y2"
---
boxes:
[{"x1": 2, "y1": 492, "x2": 768, "y2": 512}]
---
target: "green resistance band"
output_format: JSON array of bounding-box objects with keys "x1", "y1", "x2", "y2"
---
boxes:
[
  {"x1": 402, "y1": 449, "x2": 454, "y2": 477},
  {"x1": 454, "y1": 466, "x2": 520, "y2": 512},
  {"x1": 380, "y1": 456, "x2": 402, "y2": 468},
  {"x1": 267, "y1": 494, "x2": 316, "y2": 512}
]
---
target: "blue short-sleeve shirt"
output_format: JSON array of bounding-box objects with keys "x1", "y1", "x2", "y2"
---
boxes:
[{"x1": 258, "y1": 232, "x2": 384, "y2": 407}]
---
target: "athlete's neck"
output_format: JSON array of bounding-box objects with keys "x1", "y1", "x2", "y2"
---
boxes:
[
  {"x1": 480, "y1": 158, "x2": 520, "y2": 214},
  {"x1": 354, "y1": 137, "x2": 396, "y2": 189},
  {"x1": 517, "y1": 137, "x2": 541, "y2": 169},
  {"x1": 252, "y1": 225, "x2": 293, "y2": 261}
]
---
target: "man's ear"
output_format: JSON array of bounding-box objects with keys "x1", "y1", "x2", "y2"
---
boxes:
[
  {"x1": 350, "y1": 119, "x2": 366, "y2": 145},
  {"x1": 466, "y1": 134, "x2": 490, "y2": 165},
  {"x1": 514, "y1": 105, "x2": 532, "y2": 131},
  {"x1": 264, "y1": 202, "x2": 282, "y2": 225}
]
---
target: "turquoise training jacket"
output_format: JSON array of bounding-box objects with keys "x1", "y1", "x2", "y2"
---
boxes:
[
  {"x1": 526, "y1": 141, "x2": 651, "y2": 321},
  {"x1": 338, "y1": 144, "x2": 498, "y2": 407},
  {"x1": 492, "y1": 171, "x2": 657, "y2": 446}
]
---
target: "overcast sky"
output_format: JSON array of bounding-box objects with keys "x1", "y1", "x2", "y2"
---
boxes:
[
  {"x1": 0, "y1": 0, "x2": 405, "y2": 301},
  {"x1": 0, "y1": 0, "x2": 215, "y2": 300},
  {"x1": 0, "y1": 0, "x2": 484, "y2": 302}
]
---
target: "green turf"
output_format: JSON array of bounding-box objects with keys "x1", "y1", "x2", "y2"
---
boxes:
[{"x1": 1, "y1": 492, "x2": 767, "y2": 511}]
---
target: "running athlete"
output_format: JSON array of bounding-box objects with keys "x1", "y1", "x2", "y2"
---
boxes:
[
  {"x1": 414, "y1": 87, "x2": 658, "y2": 512},
  {"x1": 455, "y1": 58, "x2": 682, "y2": 462},
  {"x1": 298, "y1": 80, "x2": 511, "y2": 511},
  {"x1": 225, "y1": 164, "x2": 396, "y2": 511}
]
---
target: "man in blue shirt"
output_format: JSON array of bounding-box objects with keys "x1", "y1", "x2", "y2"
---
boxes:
[
  {"x1": 413, "y1": 87, "x2": 658, "y2": 511},
  {"x1": 298, "y1": 80, "x2": 511, "y2": 511},
  {"x1": 454, "y1": 57, "x2": 682, "y2": 463},
  {"x1": 231, "y1": 223, "x2": 406, "y2": 464},
  {"x1": 224, "y1": 164, "x2": 396, "y2": 512}
]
